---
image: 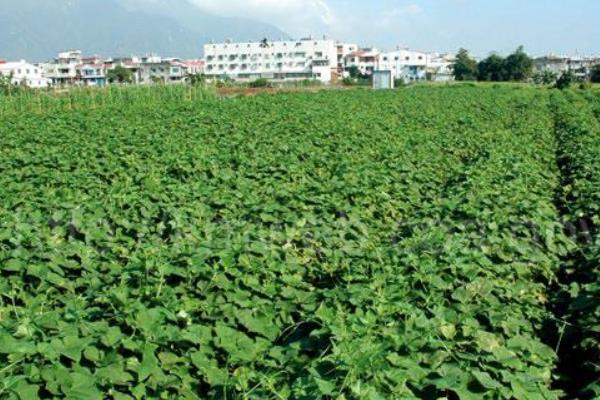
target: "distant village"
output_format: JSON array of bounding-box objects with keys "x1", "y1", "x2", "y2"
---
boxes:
[{"x1": 1, "y1": 37, "x2": 599, "y2": 88}]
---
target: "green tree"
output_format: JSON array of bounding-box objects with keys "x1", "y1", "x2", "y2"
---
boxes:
[
  {"x1": 477, "y1": 53, "x2": 506, "y2": 81},
  {"x1": 150, "y1": 75, "x2": 165, "y2": 85},
  {"x1": 590, "y1": 64, "x2": 600, "y2": 83},
  {"x1": 107, "y1": 65, "x2": 133, "y2": 84},
  {"x1": 452, "y1": 48, "x2": 478, "y2": 81},
  {"x1": 504, "y1": 46, "x2": 533, "y2": 81},
  {"x1": 187, "y1": 73, "x2": 206, "y2": 86},
  {"x1": 0, "y1": 72, "x2": 13, "y2": 95},
  {"x1": 0, "y1": 71, "x2": 26, "y2": 95},
  {"x1": 533, "y1": 70, "x2": 558, "y2": 85},
  {"x1": 555, "y1": 71, "x2": 575, "y2": 90},
  {"x1": 346, "y1": 65, "x2": 360, "y2": 79}
]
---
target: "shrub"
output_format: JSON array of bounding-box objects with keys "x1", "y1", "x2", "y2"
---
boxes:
[
  {"x1": 394, "y1": 78, "x2": 405, "y2": 88},
  {"x1": 248, "y1": 78, "x2": 270, "y2": 88},
  {"x1": 555, "y1": 71, "x2": 575, "y2": 90}
]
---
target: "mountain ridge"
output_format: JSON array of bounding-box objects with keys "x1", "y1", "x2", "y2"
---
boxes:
[{"x1": 0, "y1": 0, "x2": 289, "y2": 61}]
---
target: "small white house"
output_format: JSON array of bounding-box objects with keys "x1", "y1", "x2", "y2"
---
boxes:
[{"x1": 0, "y1": 60, "x2": 49, "y2": 88}]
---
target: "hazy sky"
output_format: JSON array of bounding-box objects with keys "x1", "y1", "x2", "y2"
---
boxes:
[{"x1": 190, "y1": 0, "x2": 600, "y2": 56}]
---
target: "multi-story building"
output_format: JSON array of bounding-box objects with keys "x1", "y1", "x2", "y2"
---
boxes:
[
  {"x1": 426, "y1": 54, "x2": 455, "y2": 82},
  {"x1": 378, "y1": 49, "x2": 429, "y2": 81},
  {"x1": 77, "y1": 64, "x2": 107, "y2": 86},
  {"x1": 44, "y1": 50, "x2": 82, "y2": 86},
  {"x1": 182, "y1": 60, "x2": 204, "y2": 75},
  {"x1": 336, "y1": 43, "x2": 359, "y2": 75},
  {"x1": 138, "y1": 55, "x2": 188, "y2": 84},
  {"x1": 371, "y1": 48, "x2": 455, "y2": 82},
  {"x1": 533, "y1": 55, "x2": 600, "y2": 80},
  {"x1": 77, "y1": 56, "x2": 110, "y2": 86},
  {"x1": 203, "y1": 38, "x2": 338, "y2": 83},
  {"x1": 109, "y1": 57, "x2": 143, "y2": 84},
  {"x1": 41, "y1": 52, "x2": 194, "y2": 86},
  {"x1": 533, "y1": 55, "x2": 572, "y2": 79},
  {"x1": 0, "y1": 60, "x2": 49, "y2": 88},
  {"x1": 344, "y1": 48, "x2": 380, "y2": 76}
]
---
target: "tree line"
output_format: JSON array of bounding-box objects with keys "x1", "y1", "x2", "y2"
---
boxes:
[{"x1": 452, "y1": 46, "x2": 600, "y2": 86}]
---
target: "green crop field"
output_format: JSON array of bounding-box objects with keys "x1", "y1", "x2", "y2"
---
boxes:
[{"x1": 0, "y1": 86, "x2": 598, "y2": 399}]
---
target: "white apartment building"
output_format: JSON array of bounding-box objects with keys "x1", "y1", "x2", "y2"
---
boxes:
[
  {"x1": 182, "y1": 60, "x2": 204, "y2": 75},
  {"x1": 534, "y1": 55, "x2": 600, "y2": 80},
  {"x1": 0, "y1": 60, "x2": 49, "y2": 88},
  {"x1": 377, "y1": 49, "x2": 454, "y2": 82},
  {"x1": 138, "y1": 56, "x2": 188, "y2": 84},
  {"x1": 378, "y1": 49, "x2": 429, "y2": 81},
  {"x1": 203, "y1": 38, "x2": 339, "y2": 83},
  {"x1": 344, "y1": 48, "x2": 380, "y2": 76},
  {"x1": 427, "y1": 54, "x2": 455, "y2": 82},
  {"x1": 110, "y1": 57, "x2": 143, "y2": 84},
  {"x1": 77, "y1": 63, "x2": 107, "y2": 86},
  {"x1": 336, "y1": 43, "x2": 359, "y2": 74},
  {"x1": 44, "y1": 50, "x2": 82, "y2": 85}
]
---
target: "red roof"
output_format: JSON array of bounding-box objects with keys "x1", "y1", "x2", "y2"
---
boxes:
[
  {"x1": 180, "y1": 60, "x2": 204, "y2": 68},
  {"x1": 182, "y1": 60, "x2": 204, "y2": 67}
]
